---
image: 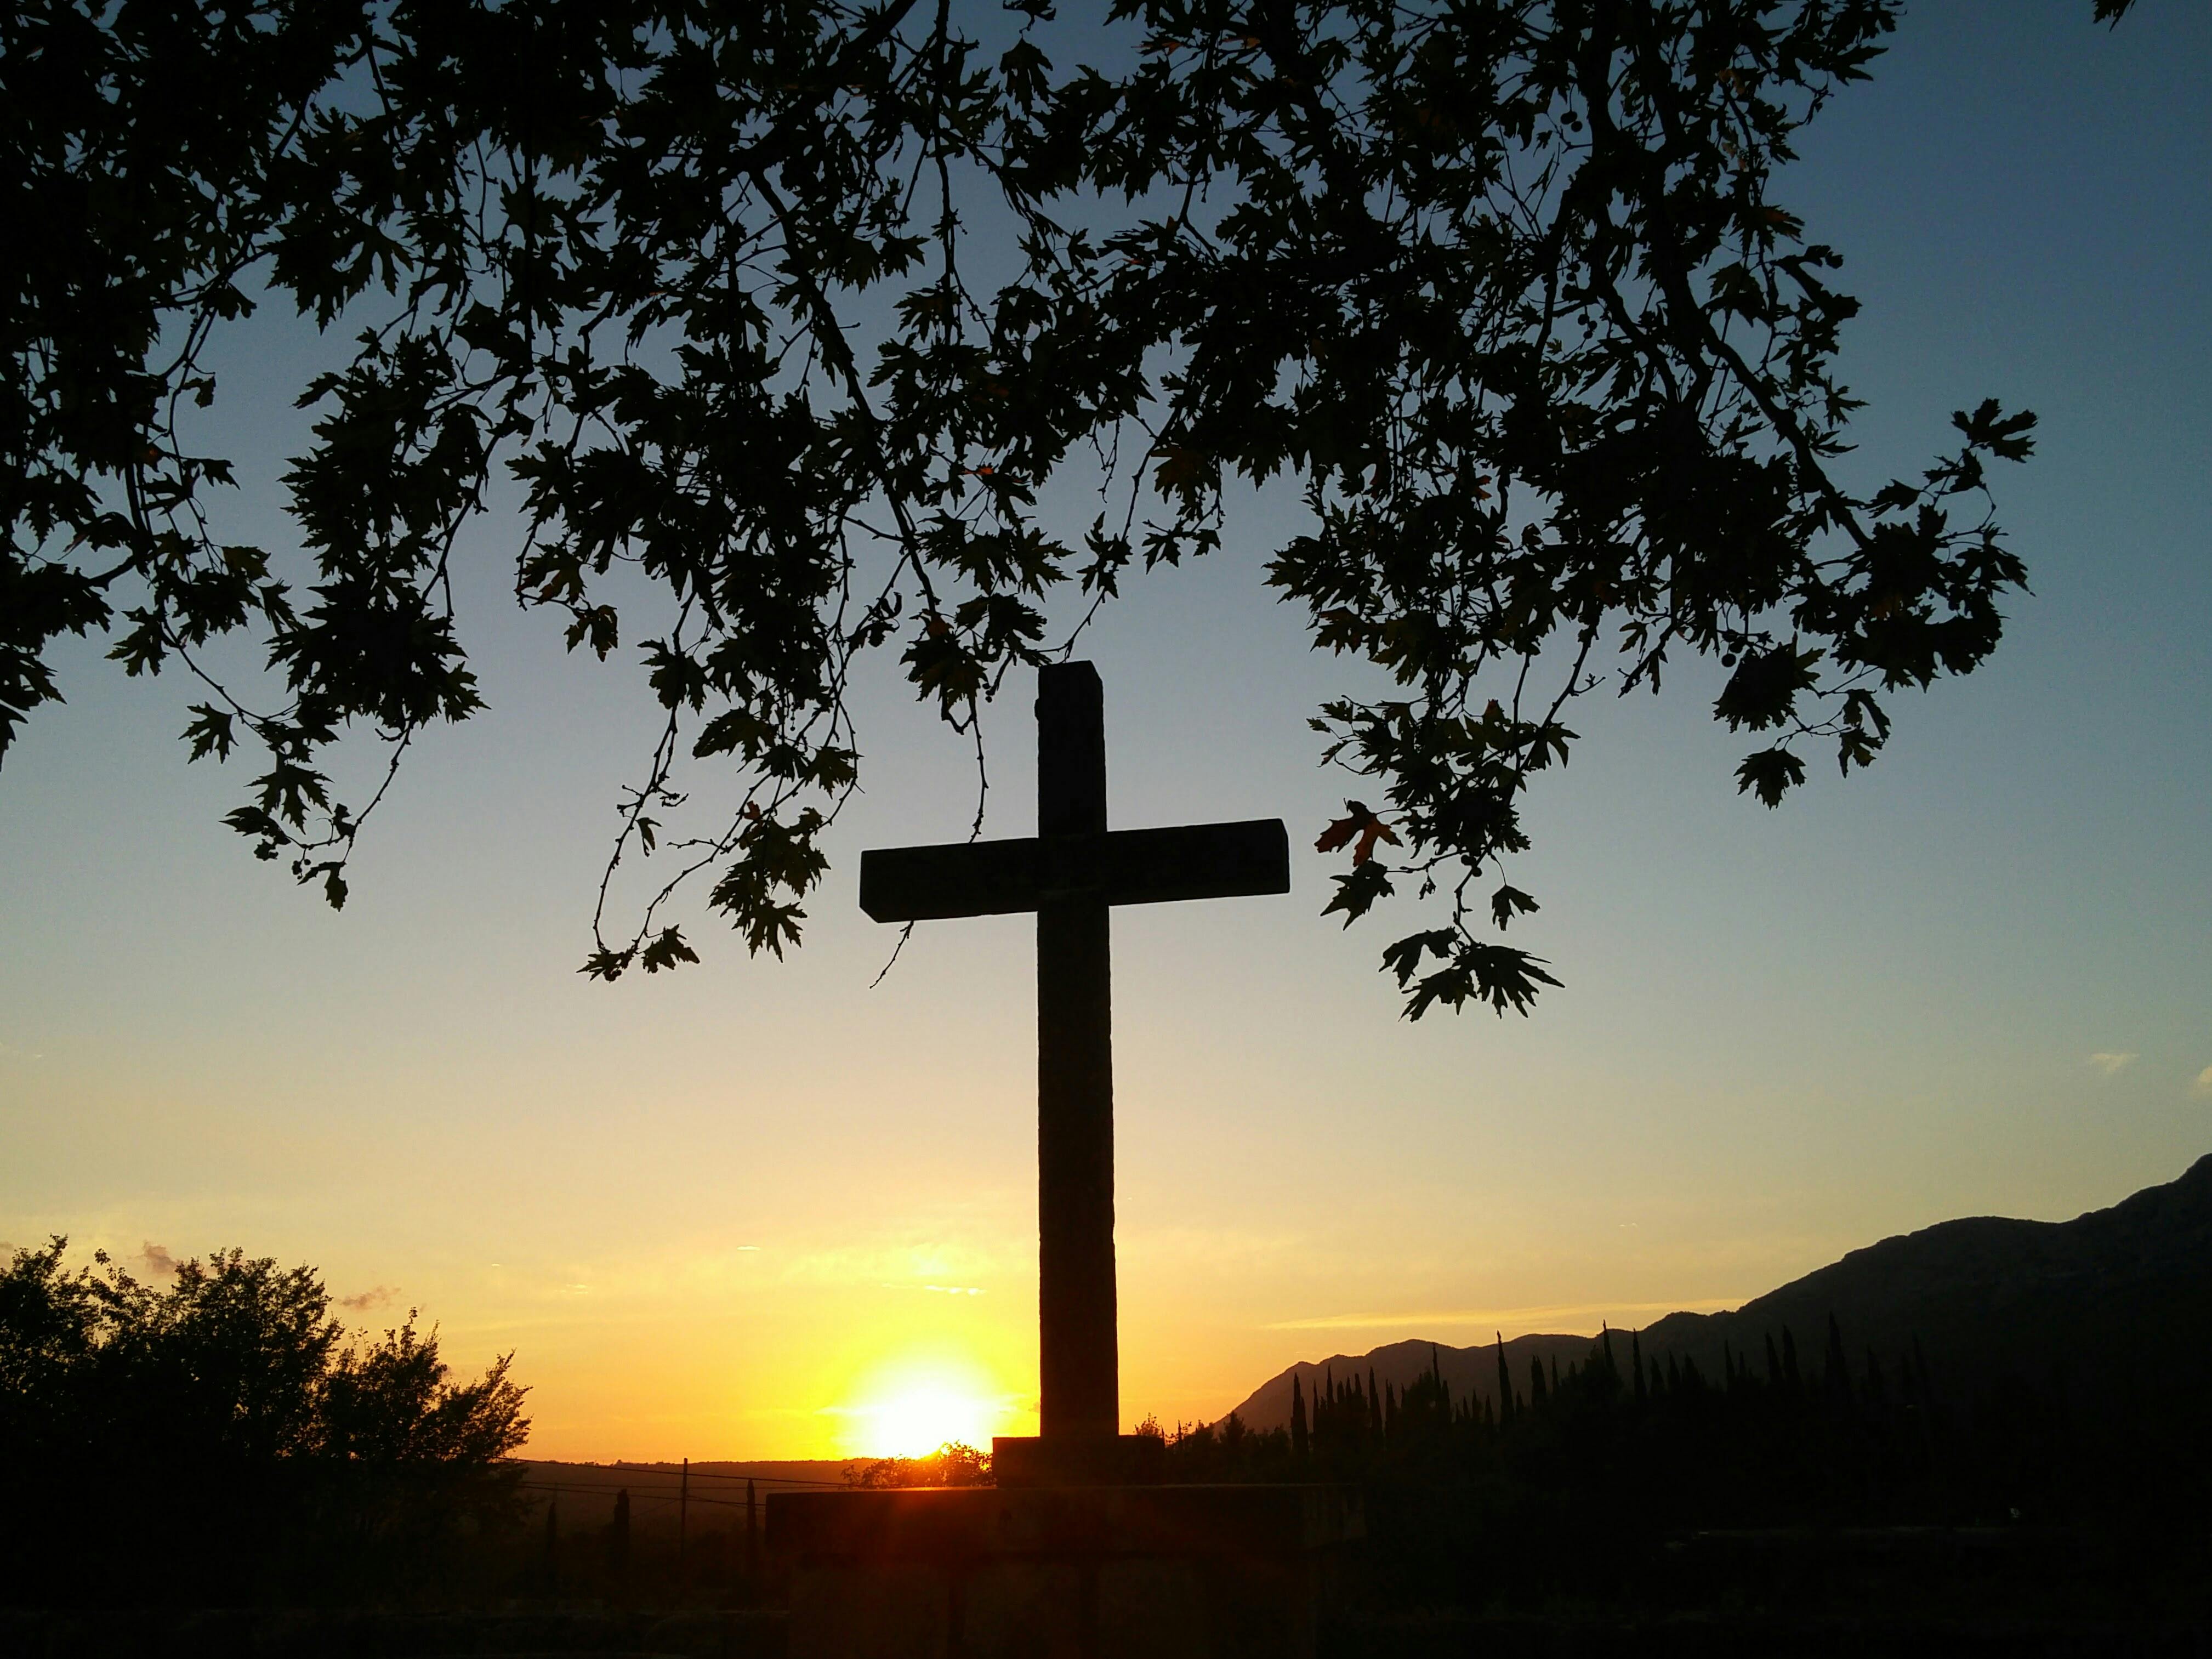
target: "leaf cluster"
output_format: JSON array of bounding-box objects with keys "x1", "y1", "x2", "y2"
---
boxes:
[{"x1": 1085, "y1": 0, "x2": 2039, "y2": 1015}]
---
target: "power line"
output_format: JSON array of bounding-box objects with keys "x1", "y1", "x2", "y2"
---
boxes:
[
  {"x1": 518, "y1": 1480, "x2": 764, "y2": 1510},
  {"x1": 515, "y1": 1462, "x2": 864, "y2": 1488}
]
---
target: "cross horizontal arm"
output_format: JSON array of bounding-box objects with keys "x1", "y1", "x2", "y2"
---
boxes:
[
  {"x1": 860, "y1": 819, "x2": 1289, "y2": 923},
  {"x1": 860, "y1": 837, "x2": 1042, "y2": 922},
  {"x1": 1098, "y1": 820, "x2": 1290, "y2": 909}
]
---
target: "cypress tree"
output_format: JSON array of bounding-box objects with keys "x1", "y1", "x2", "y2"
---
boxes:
[
  {"x1": 1631, "y1": 1331, "x2": 1647, "y2": 1407},
  {"x1": 1764, "y1": 1333, "x2": 1783, "y2": 1389},
  {"x1": 1291, "y1": 1373, "x2": 1309, "y2": 1457},
  {"x1": 1782, "y1": 1327, "x2": 1802, "y2": 1391},
  {"x1": 1529, "y1": 1354, "x2": 1549, "y2": 1410},
  {"x1": 1863, "y1": 1346, "x2": 1888, "y2": 1407},
  {"x1": 608, "y1": 1488, "x2": 632, "y2": 1584},
  {"x1": 1823, "y1": 1314, "x2": 1853, "y2": 1407},
  {"x1": 1368, "y1": 1367, "x2": 1380, "y2": 1439},
  {"x1": 1495, "y1": 1333, "x2": 1515, "y2": 1426},
  {"x1": 1905, "y1": 1336, "x2": 1939, "y2": 1459}
]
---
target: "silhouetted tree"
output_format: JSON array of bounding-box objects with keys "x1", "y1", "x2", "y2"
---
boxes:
[
  {"x1": 0, "y1": 1238, "x2": 528, "y2": 1605},
  {"x1": 322, "y1": 1313, "x2": 528, "y2": 1465},
  {"x1": 1161, "y1": 1295, "x2": 2199, "y2": 1617},
  {"x1": 607, "y1": 1488, "x2": 632, "y2": 1586},
  {"x1": 849, "y1": 1441, "x2": 993, "y2": 1488},
  {"x1": 4, "y1": 0, "x2": 2125, "y2": 1018},
  {"x1": 1824, "y1": 1313, "x2": 1855, "y2": 1407}
]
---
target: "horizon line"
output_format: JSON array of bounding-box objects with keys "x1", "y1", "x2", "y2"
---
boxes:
[{"x1": 1263, "y1": 1297, "x2": 1745, "y2": 1332}]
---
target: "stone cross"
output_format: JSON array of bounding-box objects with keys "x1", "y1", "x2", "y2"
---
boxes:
[{"x1": 860, "y1": 662, "x2": 1288, "y2": 1446}]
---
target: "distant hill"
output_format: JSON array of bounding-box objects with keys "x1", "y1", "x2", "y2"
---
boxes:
[
  {"x1": 1226, "y1": 1333, "x2": 1602, "y2": 1431},
  {"x1": 1225, "y1": 1155, "x2": 2212, "y2": 1429}
]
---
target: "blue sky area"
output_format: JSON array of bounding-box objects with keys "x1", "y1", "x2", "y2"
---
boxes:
[{"x1": 1, "y1": 1, "x2": 2205, "y2": 1456}]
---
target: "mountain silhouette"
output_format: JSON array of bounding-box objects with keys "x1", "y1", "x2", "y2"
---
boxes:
[
  {"x1": 1226, "y1": 1333, "x2": 1600, "y2": 1430},
  {"x1": 1227, "y1": 1154, "x2": 2212, "y2": 1428}
]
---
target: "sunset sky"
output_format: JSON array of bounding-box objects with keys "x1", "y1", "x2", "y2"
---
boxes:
[{"x1": 3, "y1": 3, "x2": 2208, "y2": 1461}]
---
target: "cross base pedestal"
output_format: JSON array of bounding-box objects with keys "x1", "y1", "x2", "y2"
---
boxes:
[
  {"x1": 767, "y1": 1484, "x2": 1363, "y2": 1659},
  {"x1": 990, "y1": 1434, "x2": 1165, "y2": 1488}
]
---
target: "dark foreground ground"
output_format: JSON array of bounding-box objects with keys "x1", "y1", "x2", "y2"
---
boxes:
[{"x1": 8, "y1": 1605, "x2": 2212, "y2": 1659}]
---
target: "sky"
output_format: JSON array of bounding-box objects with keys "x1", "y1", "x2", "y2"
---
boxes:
[{"x1": 2, "y1": 2, "x2": 2208, "y2": 1462}]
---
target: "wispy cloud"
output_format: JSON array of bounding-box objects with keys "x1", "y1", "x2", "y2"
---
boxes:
[
  {"x1": 875, "y1": 1282, "x2": 987, "y2": 1296},
  {"x1": 1265, "y1": 1297, "x2": 1743, "y2": 1333},
  {"x1": 2194, "y1": 1065, "x2": 2212, "y2": 1099},
  {"x1": 138, "y1": 1242, "x2": 178, "y2": 1277},
  {"x1": 780, "y1": 1237, "x2": 1023, "y2": 1290},
  {"x1": 338, "y1": 1285, "x2": 399, "y2": 1311},
  {"x1": 2088, "y1": 1052, "x2": 2139, "y2": 1076}
]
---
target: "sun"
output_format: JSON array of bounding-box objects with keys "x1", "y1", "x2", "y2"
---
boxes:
[
  {"x1": 871, "y1": 1382, "x2": 994, "y2": 1457},
  {"x1": 840, "y1": 1355, "x2": 1010, "y2": 1458}
]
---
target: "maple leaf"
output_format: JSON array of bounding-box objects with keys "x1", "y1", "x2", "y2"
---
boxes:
[
  {"x1": 1152, "y1": 445, "x2": 1207, "y2": 496},
  {"x1": 1315, "y1": 800, "x2": 1403, "y2": 866}
]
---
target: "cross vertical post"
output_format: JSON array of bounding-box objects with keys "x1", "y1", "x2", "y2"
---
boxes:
[{"x1": 1035, "y1": 662, "x2": 1118, "y2": 1439}]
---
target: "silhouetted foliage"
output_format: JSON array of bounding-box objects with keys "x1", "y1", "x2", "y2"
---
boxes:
[
  {"x1": 845, "y1": 1440, "x2": 993, "y2": 1487},
  {"x1": 1154, "y1": 1313, "x2": 2212, "y2": 1617},
  {"x1": 3, "y1": 0, "x2": 2135, "y2": 1015},
  {"x1": 0, "y1": 1239, "x2": 529, "y2": 1606}
]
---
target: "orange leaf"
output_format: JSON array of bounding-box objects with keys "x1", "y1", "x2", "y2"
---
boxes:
[{"x1": 1316, "y1": 800, "x2": 1403, "y2": 865}]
